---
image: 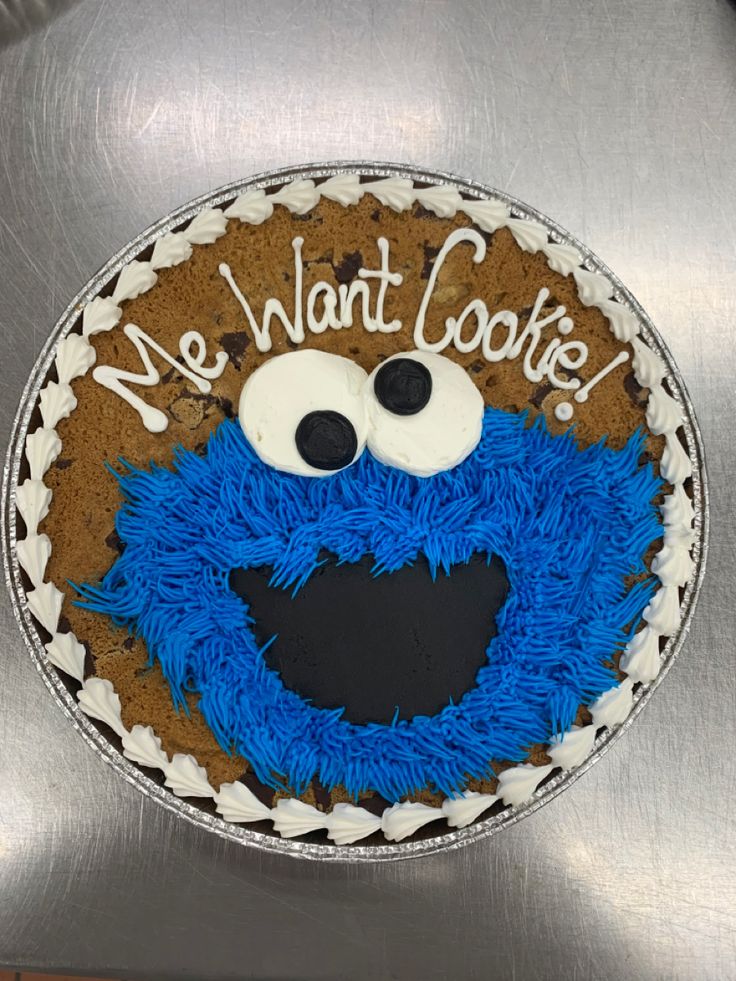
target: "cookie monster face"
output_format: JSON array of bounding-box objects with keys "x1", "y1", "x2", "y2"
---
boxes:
[{"x1": 78, "y1": 348, "x2": 661, "y2": 802}]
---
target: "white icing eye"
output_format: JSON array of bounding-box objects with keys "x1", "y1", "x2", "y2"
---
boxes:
[
  {"x1": 239, "y1": 350, "x2": 369, "y2": 477},
  {"x1": 364, "y1": 351, "x2": 484, "y2": 477}
]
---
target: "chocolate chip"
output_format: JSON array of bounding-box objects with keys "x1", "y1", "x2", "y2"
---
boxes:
[
  {"x1": 219, "y1": 331, "x2": 250, "y2": 369},
  {"x1": 624, "y1": 370, "x2": 648, "y2": 407},
  {"x1": 529, "y1": 382, "x2": 554, "y2": 408},
  {"x1": 311, "y1": 779, "x2": 332, "y2": 810},
  {"x1": 332, "y1": 250, "x2": 363, "y2": 284},
  {"x1": 421, "y1": 243, "x2": 441, "y2": 280},
  {"x1": 105, "y1": 529, "x2": 123, "y2": 554}
]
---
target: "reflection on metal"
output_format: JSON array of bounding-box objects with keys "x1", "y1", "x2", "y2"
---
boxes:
[{"x1": 0, "y1": 0, "x2": 79, "y2": 49}]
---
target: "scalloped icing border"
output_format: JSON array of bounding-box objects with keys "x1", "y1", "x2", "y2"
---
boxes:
[{"x1": 16, "y1": 173, "x2": 696, "y2": 845}]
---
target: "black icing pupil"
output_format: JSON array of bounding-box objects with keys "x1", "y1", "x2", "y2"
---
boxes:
[
  {"x1": 295, "y1": 410, "x2": 357, "y2": 471},
  {"x1": 373, "y1": 358, "x2": 432, "y2": 415}
]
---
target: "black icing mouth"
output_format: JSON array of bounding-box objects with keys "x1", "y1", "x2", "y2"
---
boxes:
[{"x1": 229, "y1": 552, "x2": 509, "y2": 726}]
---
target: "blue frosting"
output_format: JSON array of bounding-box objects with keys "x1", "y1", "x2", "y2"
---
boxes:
[{"x1": 76, "y1": 409, "x2": 662, "y2": 801}]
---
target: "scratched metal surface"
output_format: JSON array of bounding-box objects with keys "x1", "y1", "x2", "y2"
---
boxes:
[{"x1": 0, "y1": 1, "x2": 734, "y2": 979}]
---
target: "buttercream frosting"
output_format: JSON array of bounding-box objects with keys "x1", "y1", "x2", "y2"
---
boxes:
[
  {"x1": 651, "y1": 543, "x2": 694, "y2": 587},
  {"x1": 590, "y1": 678, "x2": 634, "y2": 729},
  {"x1": 643, "y1": 584, "x2": 682, "y2": 635},
  {"x1": 16, "y1": 479, "x2": 51, "y2": 534},
  {"x1": 183, "y1": 207, "x2": 227, "y2": 245},
  {"x1": 16, "y1": 533, "x2": 51, "y2": 586},
  {"x1": 543, "y1": 241, "x2": 582, "y2": 276},
  {"x1": 505, "y1": 217, "x2": 549, "y2": 253},
  {"x1": 82, "y1": 296, "x2": 122, "y2": 338},
  {"x1": 44, "y1": 631, "x2": 86, "y2": 682},
  {"x1": 39, "y1": 381, "x2": 77, "y2": 429},
  {"x1": 214, "y1": 782, "x2": 272, "y2": 824},
  {"x1": 224, "y1": 188, "x2": 274, "y2": 225},
  {"x1": 319, "y1": 173, "x2": 365, "y2": 207},
  {"x1": 662, "y1": 484, "x2": 696, "y2": 529},
  {"x1": 25, "y1": 427, "x2": 61, "y2": 480},
  {"x1": 77, "y1": 678, "x2": 127, "y2": 738},
  {"x1": 367, "y1": 176, "x2": 415, "y2": 212},
  {"x1": 497, "y1": 764, "x2": 553, "y2": 807},
  {"x1": 572, "y1": 267, "x2": 613, "y2": 306},
  {"x1": 459, "y1": 198, "x2": 510, "y2": 232},
  {"x1": 55, "y1": 333, "x2": 96, "y2": 383},
  {"x1": 596, "y1": 299, "x2": 639, "y2": 342},
  {"x1": 26, "y1": 580, "x2": 63, "y2": 634},
  {"x1": 164, "y1": 754, "x2": 214, "y2": 798},
  {"x1": 661, "y1": 433, "x2": 692, "y2": 484},
  {"x1": 364, "y1": 350, "x2": 484, "y2": 477},
  {"x1": 271, "y1": 798, "x2": 327, "y2": 838},
  {"x1": 381, "y1": 802, "x2": 445, "y2": 842},
  {"x1": 631, "y1": 336, "x2": 666, "y2": 388},
  {"x1": 270, "y1": 178, "x2": 321, "y2": 215},
  {"x1": 646, "y1": 386, "x2": 683, "y2": 436},
  {"x1": 441, "y1": 792, "x2": 498, "y2": 828},
  {"x1": 122, "y1": 724, "x2": 169, "y2": 770},
  {"x1": 664, "y1": 522, "x2": 696, "y2": 550},
  {"x1": 620, "y1": 626, "x2": 661, "y2": 684},
  {"x1": 150, "y1": 231, "x2": 193, "y2": 270},
  {"x1": 239, "y1": 349, "x2": 369, "y2": 477},
  {"x1": 414, "y1": 184, "x2": 464, "y2": 218},
  {"x1": 111, "y1": 260, "x2": 157, "y2": 305},
  {"x1": 326, "y1": 803, "x2": 382, "y2": 845},
  {"x1": 548, "y1": 724, "x2": 597, "y2": 770}
]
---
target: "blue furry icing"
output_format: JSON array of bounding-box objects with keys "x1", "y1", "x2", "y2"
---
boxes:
[{"x1": 76, "y1": 408, "x2": 662, "y2": 801}]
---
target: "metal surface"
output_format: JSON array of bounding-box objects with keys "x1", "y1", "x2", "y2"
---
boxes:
[
  {"x1": 0, "y1": 0, "x2": 733, "y2": 977},
  {"x1": 1, "y1": 160, "x2": 710, "y2": 864}
]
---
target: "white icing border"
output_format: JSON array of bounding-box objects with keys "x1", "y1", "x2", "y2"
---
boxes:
[{"x1": 16, "y1": 174, "x2": 695, "y2": 845}]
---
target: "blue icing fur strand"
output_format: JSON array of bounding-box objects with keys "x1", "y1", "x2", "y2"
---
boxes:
[{"x1": 76, "y1": 408, "x2": 662, "y2": 801}]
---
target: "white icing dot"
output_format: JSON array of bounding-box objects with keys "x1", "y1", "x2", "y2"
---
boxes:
[
  {"x1": 557, "y1": 317, "x2": 574, "y2": 335},
  {"x1": 555, "y1": 402, "x2": 574, "y2": 422}
]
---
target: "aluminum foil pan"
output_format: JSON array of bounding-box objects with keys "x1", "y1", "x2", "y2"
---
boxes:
[{"x1": 1, "y1": 161, "x2": 709, "y2": 862}]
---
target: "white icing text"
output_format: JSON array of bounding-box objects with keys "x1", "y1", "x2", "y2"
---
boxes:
[
  {"x1": 93, "y1": 324, "x2": 228, "y2": 432},
  {"x1": 93, "y1": 231, "x2": 630, "y2": 430},
  {"x1": 218, "y1": 236, "x2": 403, "y2": 353}
]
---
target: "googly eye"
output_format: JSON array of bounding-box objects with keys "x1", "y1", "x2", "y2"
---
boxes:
[
  {"x1": 239, "y1": 350, "x2": 368, "y2": 476},
  {"x1": 372, "y1": 357, "x2": 432, "y2": 416},
  {"x1": 365, "y1": 350, "x2": 484, "y2": 477}
]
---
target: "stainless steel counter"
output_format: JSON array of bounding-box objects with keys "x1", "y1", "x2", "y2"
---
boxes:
[{"x1": 0, "y1": 2, "x2": 734, "y2": 979}]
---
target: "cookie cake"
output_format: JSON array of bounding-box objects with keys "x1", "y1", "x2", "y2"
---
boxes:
[{"x1": 6, "y1": 164, "x2": 703, "y2": 855}]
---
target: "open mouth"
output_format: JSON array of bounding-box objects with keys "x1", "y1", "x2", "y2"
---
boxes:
[{"x1": 230, "y1": 552, "x2": 509, "y2": 726}]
